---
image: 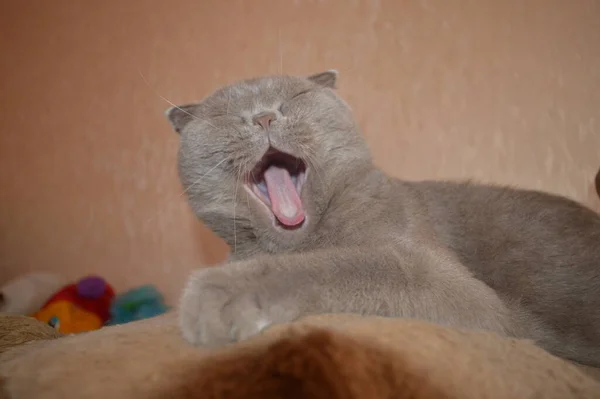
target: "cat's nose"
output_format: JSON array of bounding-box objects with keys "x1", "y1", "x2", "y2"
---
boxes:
[{"x1": 253, "y1": 112, "x2": 276, "y2": 130}]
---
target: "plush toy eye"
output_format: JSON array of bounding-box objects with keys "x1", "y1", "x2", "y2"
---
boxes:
[{"x1": 48, "y1": 316, "x2": 60, "y2": 330}]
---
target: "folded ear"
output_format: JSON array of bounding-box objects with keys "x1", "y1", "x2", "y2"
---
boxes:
[
  {"x1": 307, "y1": 70, "x2": 338, "y2": 89},
  {"x1": 165, "y1": 104, "x2": 199, "y2": 134}
]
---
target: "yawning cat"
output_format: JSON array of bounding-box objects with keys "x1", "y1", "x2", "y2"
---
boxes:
[{"x1": 166, "y1": 71, "x2": 600, "y2": 367}]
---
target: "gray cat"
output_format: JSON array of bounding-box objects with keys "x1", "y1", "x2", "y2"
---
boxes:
[{"x1": 166, "y1": 71, "x2": 600, "y2": 367}]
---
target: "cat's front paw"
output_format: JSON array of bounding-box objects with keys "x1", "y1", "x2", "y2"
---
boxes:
[{"x1": 179, "y1": 262, "x2": 298, "y2": 347}]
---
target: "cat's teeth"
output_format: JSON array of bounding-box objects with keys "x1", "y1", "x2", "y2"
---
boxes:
[{"x1": 291, "y1": 175, "x2": 298, "y2": 185}]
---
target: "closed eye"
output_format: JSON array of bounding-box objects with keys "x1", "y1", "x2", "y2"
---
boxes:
[
  {"x1": 290, "y1": 89, "x2": 311, "y2": 100},
  {"x1": 279, "y1": 90, "x2": 312, "y2": 113}
]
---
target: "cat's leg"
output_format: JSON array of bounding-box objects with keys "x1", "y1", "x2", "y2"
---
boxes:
[{"x1": 179, "y1": 240, "x2": 530, "y2": 347}]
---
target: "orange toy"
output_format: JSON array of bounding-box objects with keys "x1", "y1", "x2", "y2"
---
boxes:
[{"x1": 33, "y1": 276, "x2": 115, "y2": 334}]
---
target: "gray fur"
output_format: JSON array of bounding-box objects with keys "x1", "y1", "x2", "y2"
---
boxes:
[{"x1": 166, "y1": 72, "x2": 600, "y2": 367}]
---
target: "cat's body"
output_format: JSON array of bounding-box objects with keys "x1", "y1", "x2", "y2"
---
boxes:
[{"x1": 166, "y1": 71, "x2": 600, "y2": 366}]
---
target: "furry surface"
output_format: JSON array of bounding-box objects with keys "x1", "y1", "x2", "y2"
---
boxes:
[
  {"x1": 1, "y1": 312, "x2": 599, "y2": 399},
  {"x1": 0, "y1": 314, "x2": 62, "y2": 356}
]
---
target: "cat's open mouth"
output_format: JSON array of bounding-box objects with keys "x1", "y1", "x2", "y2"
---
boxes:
[{"x1": 246, "y1": 148, "x2": 307, "y2": 229}]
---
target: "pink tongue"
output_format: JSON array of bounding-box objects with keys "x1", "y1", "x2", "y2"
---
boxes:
[{"x1": 263, "y1": 165, "x2": 305, "y2": 227}]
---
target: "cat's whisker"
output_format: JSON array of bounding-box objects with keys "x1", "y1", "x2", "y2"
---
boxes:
[
  {"x1": 302, "y1": 149, "x2": 326, "y2": 188},
  {"x1": 179, "y1": 157, "x2": 229, "y2": 198},
  {"x1": 232, "y1": 166, "x2": 242, "y2": 255},
  {"x1": 202, "y1": 120, "x2": 219, "y2": 130},
  {"x1": 243, "y1": 160, "x2": 252, "y2": 211},
  {"x1": 138, "y1": 69, "x2": 201, "y2": 121},
  {"x1": 330, "y1": 65, "x2": 357, "y2": 75},
  {"x1": 245, "y1": 187, "x2": 251, "y2": 211},
  {"x1": 138, "y1": 68, "x2": 222, "y2": 130},
  {"x1": 231, "y1": 125, "x2": 244, "y2": 139},
  {"x1": 142, "y1": 157, "x2": 231, "y2": 229}
]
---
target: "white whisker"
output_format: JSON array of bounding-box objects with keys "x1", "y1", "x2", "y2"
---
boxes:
[
  {"x1": 179, "y1": 157, "x2": 229, "y2": 198},
  {"x1": 233, "y1": 167, "x2": 242, "y2": 255},
  {"x1": 231, "y1": 124, "x2": 244, "y2": 139},
  {"x1": 138, "y1": 68, "x2": 221, "y2": 130},
  {"x1": 245, "y1": 187, "x2": 251, "y2": 211},
  {"x1": 142, "y1": 157, "x2": 230, "y2": 230},
  {"x1": 302, "y1": 149, "x2": 326, "y2": 188},
  {"x1": 138, "y1": 69, "x2": 201, "y2": 122},
  {"x1": 242, "y1": 159, "x2": 252, "y2": 211}
]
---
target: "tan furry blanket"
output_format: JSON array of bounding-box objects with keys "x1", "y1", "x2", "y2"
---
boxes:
[{"x1": 1, "y1": 312, "x2": 599, "y2": 399}]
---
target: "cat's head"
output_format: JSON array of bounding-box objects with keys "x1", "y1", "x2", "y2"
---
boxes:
[{"x1": 166, "y1": 71, "x2": 371, "y2": 252}]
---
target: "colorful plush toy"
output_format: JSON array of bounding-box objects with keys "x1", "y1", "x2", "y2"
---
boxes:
[
  {"x1": 107, "y1": 285, "x2": 169, "y2": 326},
  {"x1": 33, "y1": 276, "x2": 115, "y2": 334}
]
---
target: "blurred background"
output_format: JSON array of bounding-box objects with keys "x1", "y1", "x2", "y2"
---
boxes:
[{"x1": 1, "y1": 0, "x2": 599, "y2": 305}]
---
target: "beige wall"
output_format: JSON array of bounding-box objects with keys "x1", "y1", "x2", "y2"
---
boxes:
[{"x1": 1, "y1": 0, "x2": 599, "y2": 304}]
